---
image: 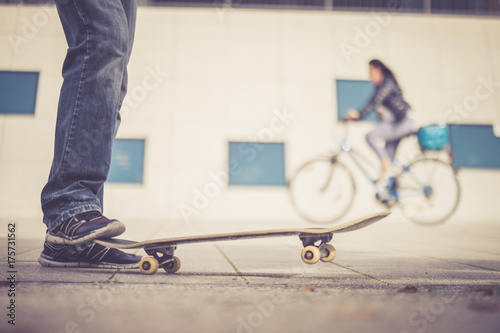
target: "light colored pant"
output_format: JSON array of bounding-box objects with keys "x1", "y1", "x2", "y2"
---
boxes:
[{"x1": 365, "y1": 116, "x2": 415, "y2": 162}]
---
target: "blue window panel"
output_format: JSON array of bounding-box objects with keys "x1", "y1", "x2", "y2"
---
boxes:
[
  {"x1": 0, "y1": 71, "x2": 39, "y2": 115},
  {"x1": 228, "y1": 142, "x2": 286, "y2": 186},
  {"x1": 449, "y1": 124, "x2": 500, "y2": 169},
  {"x1": 336, "y1": 79, "x2": 378, "y2": 122},
  {"x1": 108, "y1": 139, "x2": 146, "y2": 183}
]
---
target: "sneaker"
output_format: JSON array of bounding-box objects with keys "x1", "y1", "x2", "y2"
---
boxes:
[
  {"x1": 376, "y1": 176, "x2": 394, "y2": 201},
  {"x1": 46, "y1": 211, "x2": 126, "y2": 245},
  {"x1": 376, "y1": 176, "x2": 398, "y2": 204},
  {"x1": 38, "y1": 242, "x2": 141, "y2": 269}
]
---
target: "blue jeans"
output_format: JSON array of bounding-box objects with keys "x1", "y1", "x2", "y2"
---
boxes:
[{"x1": 41, "y1": 0, "x2": 137, "y2": 231}]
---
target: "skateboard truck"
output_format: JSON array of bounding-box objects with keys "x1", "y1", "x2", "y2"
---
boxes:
[
  {"x1": 141, "y1": 245, "x2": 181, "y2": 275},
  {"x1": 299, "y1": 232, "x2": 336, "y2": 265}
]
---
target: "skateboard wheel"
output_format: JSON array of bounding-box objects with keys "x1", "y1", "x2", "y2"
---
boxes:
[
  {"x1": 301, "y1": 246, "x2": 321, "y2": 264},
  {"x1": 320, "y1": 244, "x2": 336, "y2": 262},
  {"x1": 139, "y1": 257, "x2": 159, "y2": 275},
  {"x1": 162, "y1": 256, "x2": 181, "y2": 273}
]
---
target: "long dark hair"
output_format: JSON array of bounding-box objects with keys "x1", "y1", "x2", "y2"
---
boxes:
[{"x1": 369, "y1": 59, "x2": 399, "y2": 85}]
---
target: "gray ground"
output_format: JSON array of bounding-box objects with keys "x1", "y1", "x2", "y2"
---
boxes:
[{"x1": 1, "y1": 216, "x2": 500, "y2": 333}]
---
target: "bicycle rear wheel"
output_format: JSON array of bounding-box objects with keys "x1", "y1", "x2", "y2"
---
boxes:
[
  {"x1": 289, "y1": 158, "x2": 355, "y2": 224},
  {"x1": 396, "y1": 158, "x2": 460, "y2": 225}
]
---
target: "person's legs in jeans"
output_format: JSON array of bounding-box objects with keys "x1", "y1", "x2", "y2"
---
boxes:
[
  {"x1": 41, "y1": 0, "x2": 137, "y2": 245},
  {"x1": 100, "y1": 0, "x2": 138, "y2": 208}
]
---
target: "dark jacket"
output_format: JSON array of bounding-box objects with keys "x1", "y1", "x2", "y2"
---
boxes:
[{"x1": 359, "y1": 76, "x2": 410, "y2": 122}]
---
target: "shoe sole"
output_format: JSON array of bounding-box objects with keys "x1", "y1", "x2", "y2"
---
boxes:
[
  {"x1": 38, "y1": 255, "x2": 139, "y2": 269},
  {"x1": 45, "y1": 221, "x2": 126, "y2": 245}
]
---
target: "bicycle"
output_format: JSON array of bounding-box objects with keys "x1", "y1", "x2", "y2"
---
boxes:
[{"x1": 288, "y1": 121, "x2": 461, "y2": 226}]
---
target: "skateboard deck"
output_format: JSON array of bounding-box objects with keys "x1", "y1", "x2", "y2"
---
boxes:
[{"x1": 96, "y1": 210, "x2": 390, "y2": 275}]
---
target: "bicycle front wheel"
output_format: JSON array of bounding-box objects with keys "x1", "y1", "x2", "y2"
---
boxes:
[
  {"x1": 289, "y1": 158, "x2": 355, "y2": 224},
  {"x1": 396, "y1": 158, "x2": 460, "y2": 226}
]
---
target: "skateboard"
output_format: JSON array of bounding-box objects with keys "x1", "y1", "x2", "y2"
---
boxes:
[{"x1": 96, "y1": 210, "x2": 391, "y2": 275}]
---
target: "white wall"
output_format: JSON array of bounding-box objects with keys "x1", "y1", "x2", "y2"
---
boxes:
[{"x1": 1, "y1": 5, "x2": 499, "y2": 233}]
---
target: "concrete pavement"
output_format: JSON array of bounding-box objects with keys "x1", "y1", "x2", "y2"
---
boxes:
[{"x1": 1, "y1": 214, "x2": 500, "y2": 333}]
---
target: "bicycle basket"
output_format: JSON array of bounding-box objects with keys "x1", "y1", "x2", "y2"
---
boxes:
[{"x1": 417, "y1": 124, "x2": 449, "y2": 151}]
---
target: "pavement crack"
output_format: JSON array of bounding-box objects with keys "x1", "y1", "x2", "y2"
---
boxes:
[
  {"x1": 108, "y1": 269, "x2": 122, "y2": 281},
  {"x1": 329, "y1": 261, "x2": 391, "y2": 285},
  {"x1": 212, "y1": 243, "x2": 250, "y2": 286}
]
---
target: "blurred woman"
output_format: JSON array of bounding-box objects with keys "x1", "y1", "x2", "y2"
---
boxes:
[{"x1": 346, "y1": 59, "x2": 415, "y2": 181}]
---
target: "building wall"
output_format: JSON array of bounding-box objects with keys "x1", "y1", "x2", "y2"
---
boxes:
[{"x1": 1, "y1": 5, "x2": 499, "y2": 234}]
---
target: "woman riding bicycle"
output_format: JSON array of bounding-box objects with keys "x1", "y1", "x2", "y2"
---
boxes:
[
  {"x1": 289, "y1": 60, "x2": 459, "y2": 224},
  {"x1": 346, "y1": 59, "x2": 416, "y2": 182}
]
